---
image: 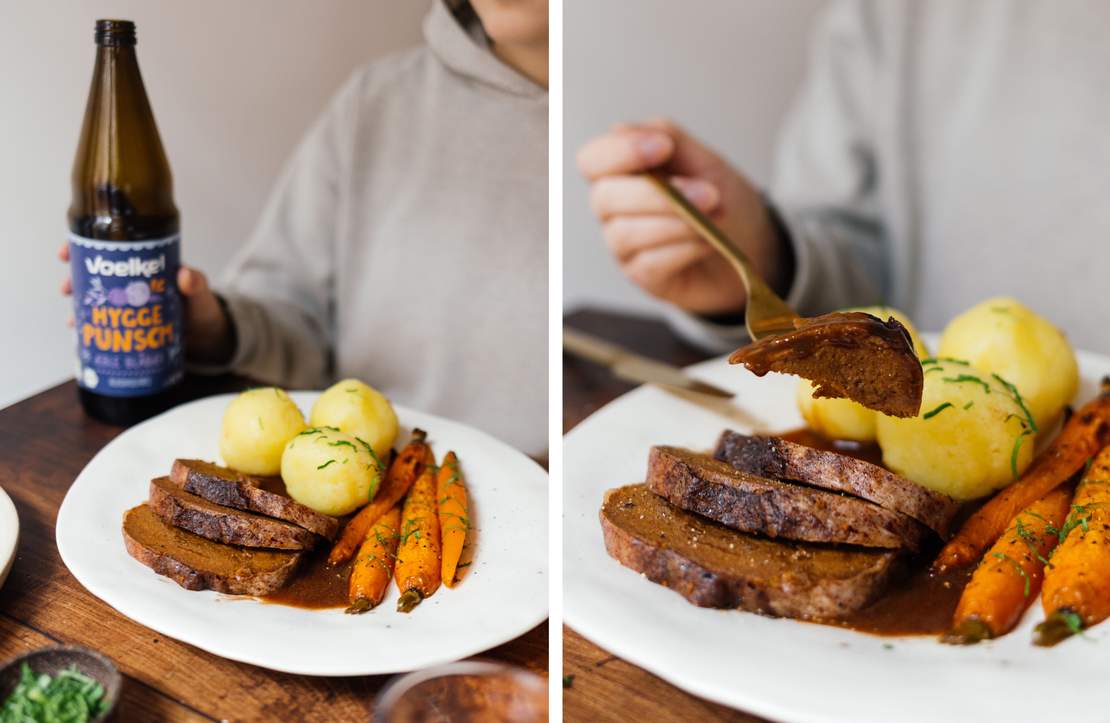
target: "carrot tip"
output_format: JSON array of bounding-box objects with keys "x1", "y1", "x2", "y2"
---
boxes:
[
  {"x1": 941, "y1": 618, "x2": 992, "y2": 646},
  {"x1": 397, "y1": 589, "x2": 423, "y2": 613},
  {"x1": 345, "y1": 598, "x2": 373, "y2": 615},
  {"x1": 1034, "y1": 611, "x2": 1082, "y2": 647}
]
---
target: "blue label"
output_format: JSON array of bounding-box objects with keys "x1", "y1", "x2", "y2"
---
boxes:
[{"x1": 69, "y1": 234, "x2": 184, "y2": 397}]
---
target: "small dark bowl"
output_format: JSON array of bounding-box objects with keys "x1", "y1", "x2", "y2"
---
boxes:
[{"x1": 0, "y1": 646, "x2": 121, "y2": 722}]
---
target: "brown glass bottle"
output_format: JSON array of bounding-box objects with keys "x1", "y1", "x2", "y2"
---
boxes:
[{"x1": 68, "y1": 20, "x2": 184, "y2": 425}]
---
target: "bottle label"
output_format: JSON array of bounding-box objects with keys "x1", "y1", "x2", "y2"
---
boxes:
[{"x1": 69, "y1": 234, "x2": 184, "y2": 397}]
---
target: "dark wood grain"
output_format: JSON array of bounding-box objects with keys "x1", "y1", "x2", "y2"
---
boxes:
[
  {"x1": 0, "y1": 376, "x2": 545, "y2": 722},
  {"x1": 562, "y1": 309, "x2": 767, "y2": 723}
]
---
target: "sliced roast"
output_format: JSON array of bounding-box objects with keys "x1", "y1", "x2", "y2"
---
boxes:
[
  {"x1": 170, "y1": 459, "x2": 338, "y2": 540},
  {"x1": 647, "y1": 446, "x2": 927, "y2": 550},
  {"x1": 148, "y1": 477, "x2": 319, "y2": 551},
  {"x1": 123, "y1": 504, "x2": 303, "y2": 595},
  {"x1": 714, "y1": 431, "x2": 959, "y2": 537},
  {"x1": 601, "y1": 484, "x2": 902, "y2": 619}
]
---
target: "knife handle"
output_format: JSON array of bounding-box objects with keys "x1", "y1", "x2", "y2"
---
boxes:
[{"x1": 563, "y1": 328, "x2": 624, "y2": 367}]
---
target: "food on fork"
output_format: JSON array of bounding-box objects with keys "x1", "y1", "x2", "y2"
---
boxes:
[
  {"x1": 794, "y1": 306, "x2": 930, "y2": 443},
  {"x1": 729, "y1": 312, "x2": 924, "y2": 418}
]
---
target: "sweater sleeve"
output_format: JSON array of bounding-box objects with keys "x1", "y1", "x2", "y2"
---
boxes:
[
  {"x1": 770, "y1": 0, "x2": 888, "y2": 315},
  {"x1": 666, "y1": 0, "x2": 889, "y2": 352},
  {"x1": 206, "y1": 71, "x2": 364, "y2": 389}
]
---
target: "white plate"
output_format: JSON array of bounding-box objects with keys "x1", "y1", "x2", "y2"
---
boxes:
[
  {"x1": 564, "y1": 339, "x2": 1110, "y2": 723},
  {"x1": 57, "y1": 393, "x2": 547, "y2": 676},
  {"x1": 0, "y1": 485, "x2": 17, "y2": 590}
]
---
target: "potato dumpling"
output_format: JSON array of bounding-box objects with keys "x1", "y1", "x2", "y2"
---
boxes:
[
  {"x1": 309, "y1": 379, "x2": 398, "y2": 459},
  {"x1": 219, "y1": 387, "x2": 306, "y2": 476},
  {"x1": 280, "y1": 427, "x2": 384, "y2": 516},
  {"x1": 876, "y1": 361, "x2": 1035, "y2": 500},
  {"x1": 796, "y1": 306, "x2": 929, "y2": 442},
  {"x1": 938, "y1": 297, "x2": 1077, "y2": 432}
]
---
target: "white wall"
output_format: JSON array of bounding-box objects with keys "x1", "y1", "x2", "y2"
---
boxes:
[
  {"x1": 0, "y1": 0, "x2": 431, "y2": 410},
  {"x1": 563, "y1": 0, "x2": 826, "y2": 314}
]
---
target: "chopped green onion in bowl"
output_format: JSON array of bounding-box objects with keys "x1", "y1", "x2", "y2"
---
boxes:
[{"x1": 1, "y1": 662, "x2": 107, "y2": 723}]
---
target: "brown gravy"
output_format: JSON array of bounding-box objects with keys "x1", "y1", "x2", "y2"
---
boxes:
[
  {"x1": 780, "y1": 427, "x2": 971, "y2": 636},
  {"x1": 261, "y1": 547, "x2": 351, "y2": 609}
]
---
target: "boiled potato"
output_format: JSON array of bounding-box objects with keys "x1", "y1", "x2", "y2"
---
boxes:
[
  {"x1": 280, "y1": 427, "x2": 383, "y2": 515},
  {"x1": 796, "y1": 306, "x2": 929, "y2": 442},
  {"x1": 219, "y1": 387, "x2": 306, "y2": 476},
  {"x1": 309, "y1": 379, "x2": 398, "y2": 459},
  {"x1": 876, "y1": 361, "x2": 1034, "y2": 500},
  {"x1": 937, "y1": 297, "x2": 1078, "y2": 431}
]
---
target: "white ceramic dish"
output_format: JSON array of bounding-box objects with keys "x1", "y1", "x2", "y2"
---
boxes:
[
  {"x1": 0, "y1": 485, "x2": 18, "y2": 590},
  {"x1": 57, "y1": 392, "x2": 547, "y2": 676},
  {"x1": 564, "y1": 339, "x2": 1110, "y2": 723}
]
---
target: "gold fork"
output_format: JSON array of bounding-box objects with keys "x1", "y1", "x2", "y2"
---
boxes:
[{"x1": 643, "y1": 172, "x2": 799, "y2": 340}]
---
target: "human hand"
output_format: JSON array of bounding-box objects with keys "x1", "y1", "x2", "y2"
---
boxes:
[
  {"x1": 577, "y1": 119, "x2": 787, "y2": 316},
  {"x1": 59, "y1": 244, "x2": 234, "y2": 364}
]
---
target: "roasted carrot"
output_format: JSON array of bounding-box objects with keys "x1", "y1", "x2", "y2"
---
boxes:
[
  {"x1": 1034, "y1": 446, "x2": 1110, "y2": 646},
  {"x1": 394, "y1": 463, "x2": 441, "y2": 612},
  {"x1": 437, "y1": 452, "x2": 470, "y2": 587},
  {"x1": 942, "y1": 486, "x2": 1072, "y2": 644},
  {"x1": 328, "y1": 428, "x2": 432, "y2": 566},
  {"x1": 345, "y1": 506, "x2": 401, "y2": 614},
  {"x1": 933, "y1": 381, "x2": 1110, "y2": 573}
]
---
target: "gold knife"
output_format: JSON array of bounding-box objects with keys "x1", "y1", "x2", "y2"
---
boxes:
[{"x1": 563, "y1": 328, "x2": 734, "y2": 399}]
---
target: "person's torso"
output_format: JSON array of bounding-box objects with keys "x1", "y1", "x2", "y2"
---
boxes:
[
  {"x1": 880, "y1": 0, "x2": 1110, "y2": 351},
  {"x1": 332, "y1": 50, "x2": 548, "y2": 455}
]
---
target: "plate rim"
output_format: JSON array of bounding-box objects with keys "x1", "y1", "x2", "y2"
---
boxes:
[{"x1": 56, "y1": 392, "x2": 549, "y2": 677}]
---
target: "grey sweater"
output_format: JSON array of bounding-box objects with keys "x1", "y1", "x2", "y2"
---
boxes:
[
  {"x1": 676, "y1": 0, "x2": 1110, "y2": 355},
  {"x1": 213, "y1": 1, "x2": 548, "y2": 455}
]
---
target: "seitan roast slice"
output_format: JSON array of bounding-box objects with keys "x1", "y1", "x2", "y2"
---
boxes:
[
  {"x1": 148, "y1": 477, "x2": 319, "y2": 551},
  {"x1": 122, "y1": 504, "x2": 302, "y2": 595},
  {"x1": 714, "y1": 431, "x2": 959, "y2": 537},
  {"x1": 727, "y1": 311, "x2": 924, "y2": 418},
  {"x1": 170, "y1": 459, "x2": 338, "y2": 540},
  {"x1": 647, "y1": 446, "x2": 926, "y2": 550},
  {"x1": 601, "y1": 484, "x2": 901, "y2": 619}
]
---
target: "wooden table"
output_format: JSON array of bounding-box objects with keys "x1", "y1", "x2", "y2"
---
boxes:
[
  {"x1": 0, "y1": 377, "x2": 546, "y2": 722},
  {"x1": 562, "y1": 308, "x2": 765, "y2": 723}
]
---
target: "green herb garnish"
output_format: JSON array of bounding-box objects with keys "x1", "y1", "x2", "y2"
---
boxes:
[
  {"x1": 923, "y1": 402, "x2": 954, "y2": 420},
  {"x1": 942, "y1": 374, "x2": 992, "y2": 395},
  {"x1": 1011, "y1": 430, "x2": 1032, "y2": 480},
  {"x1": 921, "y1": 357, "x2": 971, "y2": 366},
  {"x1": 963, "y1": 401, "x2": 974, "y2": 410},
  {"x1": 0, "y1": 663, "x2": 107, "y2": 723},
  {"x1": 562, "y1": 675, "x2": 575, "y2": 689},
  {"x1": 992, "y1": 552, "x2": 1031, "y2": 597},
  {"x1": 1013, "y1": 516, "x2": 1053, "y2": 568},
  {"x1": 992, "y1": 373, "x2": 1037, "y2": 433},
  {"x1": 1057, "y1": 504, "x2": 1092, "y2": 543},
  {"x1": 317, "y1": 459, "x2": 337, "y2": 470}
]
